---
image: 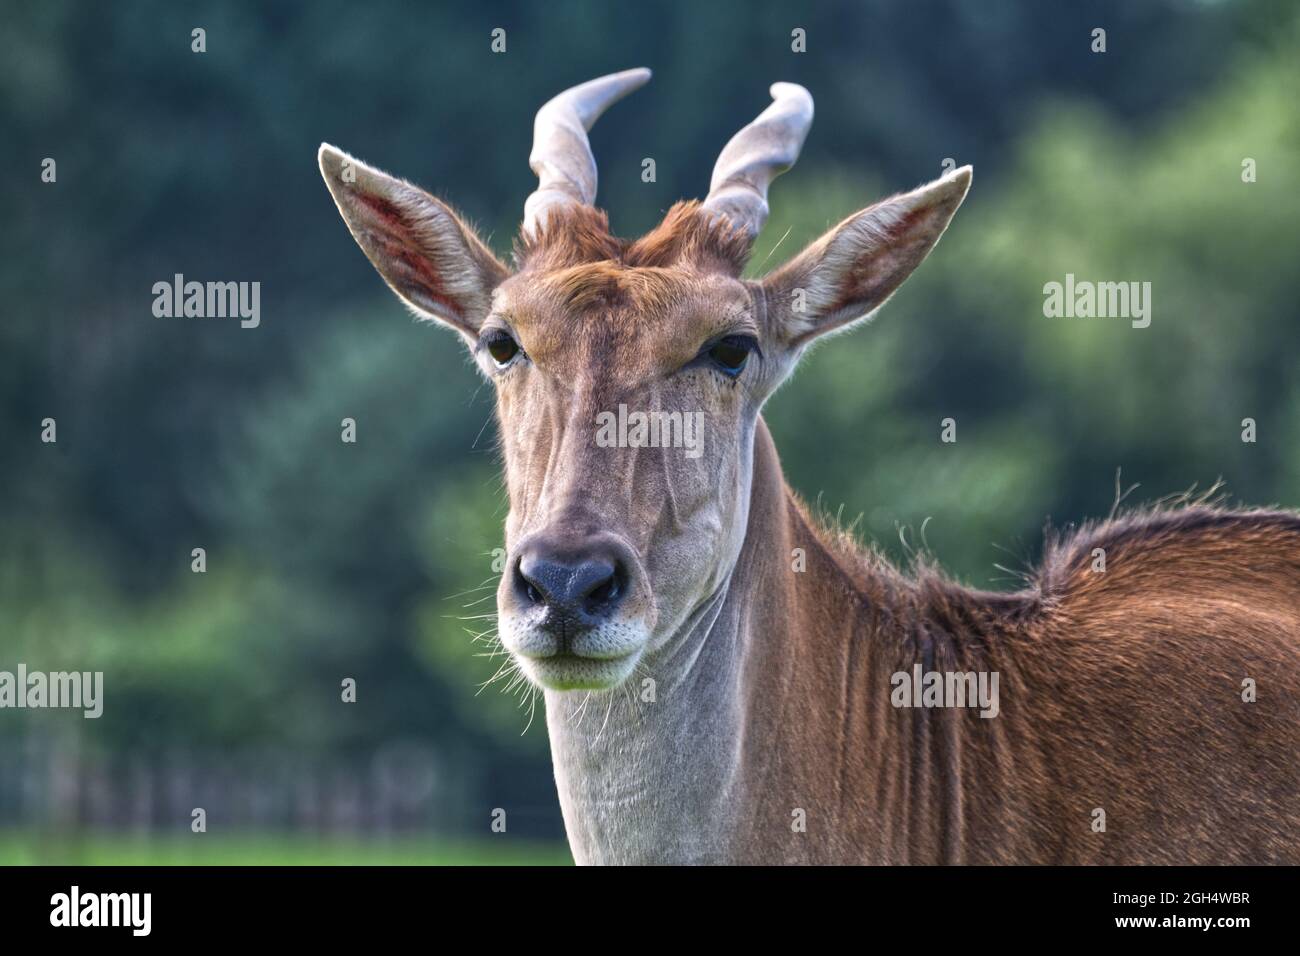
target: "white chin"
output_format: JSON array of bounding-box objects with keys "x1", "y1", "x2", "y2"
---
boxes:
[{"x1": 519, "y1": 651, "x2": 641, "y2": 691}]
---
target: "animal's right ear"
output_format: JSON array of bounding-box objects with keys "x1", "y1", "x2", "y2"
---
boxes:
[{"x1": 318, "y1": 144, "x2": 509, "y2": 340}]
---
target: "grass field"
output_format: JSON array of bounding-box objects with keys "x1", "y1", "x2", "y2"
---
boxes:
[{"x1": 0, "y1": 831, "x2": 573, "y2": 866}]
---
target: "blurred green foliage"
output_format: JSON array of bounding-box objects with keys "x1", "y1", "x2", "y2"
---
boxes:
[{"x1": 0, "y1": 0, "x2": 1296, "y2": 853}]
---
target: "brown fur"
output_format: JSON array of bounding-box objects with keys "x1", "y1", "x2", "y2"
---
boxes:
[{"x1": 737, "y1": 422, "x2": 1300, "y2": 862}]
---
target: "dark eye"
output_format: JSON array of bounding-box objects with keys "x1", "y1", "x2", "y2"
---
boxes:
[
  {"x1": 485, "y1": 330, "x2": 521, "y2": 368},
  {"x1": 707, "y1": 335, "x2": 754, "y2": 377}
]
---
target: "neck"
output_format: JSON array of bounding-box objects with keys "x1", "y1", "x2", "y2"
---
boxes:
[{"x1": 545, "y1": 417, "x2": 915, "y2": 863}]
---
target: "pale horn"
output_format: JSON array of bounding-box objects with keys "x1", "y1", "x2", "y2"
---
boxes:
[
  {"x1": 522, "y1": 67, "x2": 652, "y2": 236},
  {"x1": 701, "y1": 82, "x2": 814, "y2": 239}
]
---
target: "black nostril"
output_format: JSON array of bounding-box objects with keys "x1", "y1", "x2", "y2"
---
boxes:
[
  {"x1": 523, "y1": 579, "x2": 542, "y2": 606},
  {"x1": 582, "y1": 563, "x2": 623, "y2": 612},
  {"x1": 515, "y1": 558, "x2": 547, "y2": 607}
]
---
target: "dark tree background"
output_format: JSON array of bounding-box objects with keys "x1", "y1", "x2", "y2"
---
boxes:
[{"x1": 1, "y1": 0, "x2": 1295, "y2": 862}]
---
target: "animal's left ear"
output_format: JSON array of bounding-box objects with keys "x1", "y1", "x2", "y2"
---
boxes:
[{"x1": 761, "y1": 167, "x2": 971, "y2": 347}]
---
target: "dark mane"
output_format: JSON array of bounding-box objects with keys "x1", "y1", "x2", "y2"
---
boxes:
[
  {"x1": 795, "y1": 487, "x2": 1300, "y2": 632},
  {"x1": 1036, "y1": 501, "x2": 1300, "y2": 602}
]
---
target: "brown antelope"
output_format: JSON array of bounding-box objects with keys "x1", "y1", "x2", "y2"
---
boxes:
[{"x1": 320, "y1": 69, "x2": 1300, "y2": 864}]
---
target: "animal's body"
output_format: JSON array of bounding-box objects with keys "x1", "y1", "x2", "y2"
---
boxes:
[{"x1": 320, "y1": 69, "x2": 1300, "y2": 864}]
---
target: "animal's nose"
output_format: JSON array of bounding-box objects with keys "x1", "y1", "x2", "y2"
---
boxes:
[{"x1": 514, "y1": 544, "x2": 627, "y2": 629}]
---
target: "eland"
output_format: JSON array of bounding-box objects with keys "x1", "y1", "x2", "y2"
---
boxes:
[{"x1": 320, "y1": 69, "x2": 1300, "y2": 864}]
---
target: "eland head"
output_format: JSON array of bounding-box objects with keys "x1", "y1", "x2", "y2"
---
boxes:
[{"x1": 319, "y1": 69, "x2": 970, "y2": 693}]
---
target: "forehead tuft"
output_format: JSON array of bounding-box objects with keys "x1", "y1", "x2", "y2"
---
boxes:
[{"x1": 515, "y1": 200, "x2": 753, "y2": 275}]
